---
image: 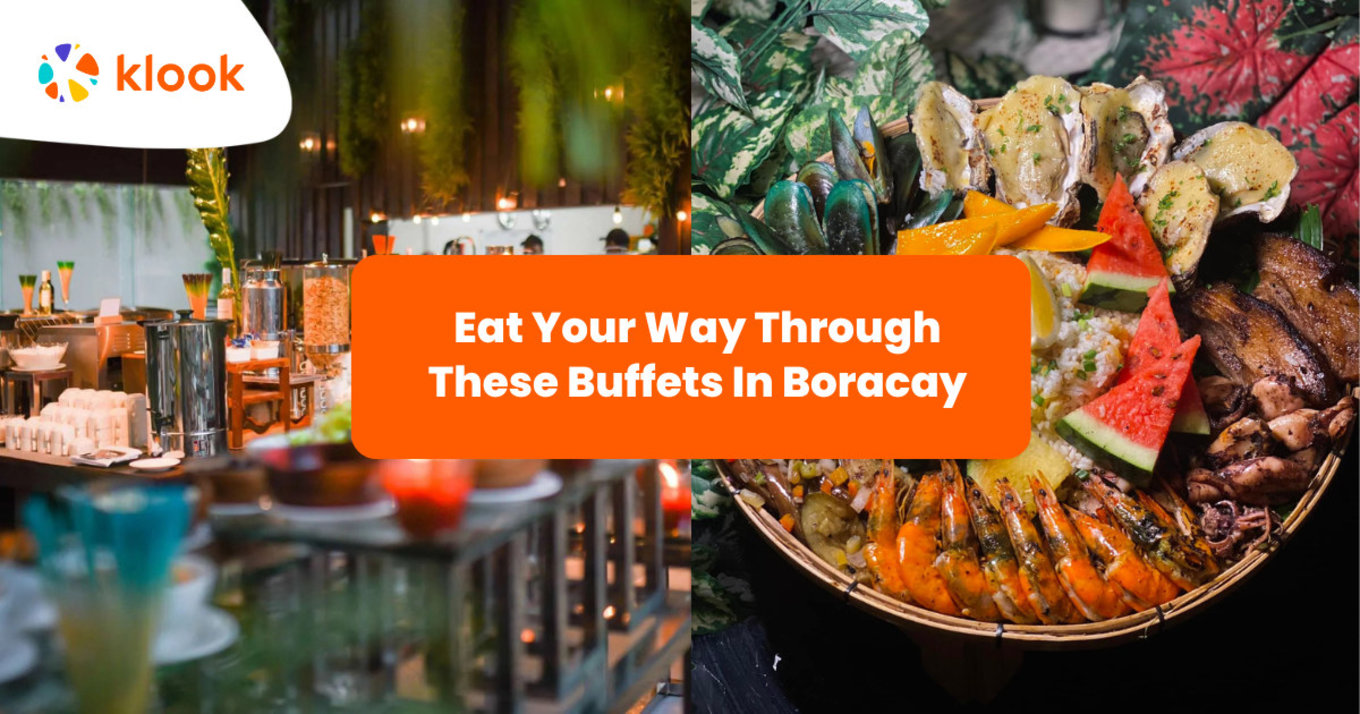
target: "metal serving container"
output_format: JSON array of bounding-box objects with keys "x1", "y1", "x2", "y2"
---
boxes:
[
  {"x1": 242, "y1": 267, "x2": 286, "y2": 341},
  {"x1": 142, "y1": 310, "x2": 229, "y2": 457}
]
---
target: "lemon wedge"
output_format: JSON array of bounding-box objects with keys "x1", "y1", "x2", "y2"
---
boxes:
[{"x1": 1019, "y1": 254, "x2": 1059, "y2": 350}]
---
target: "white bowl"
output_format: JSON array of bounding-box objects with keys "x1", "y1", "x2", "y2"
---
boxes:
[
  {"x1": 9, "y1": 343, "x2": 67, "y2": 371},
  {"x1": 160, "y1": 554, "x2": 216, "y2": 636}
]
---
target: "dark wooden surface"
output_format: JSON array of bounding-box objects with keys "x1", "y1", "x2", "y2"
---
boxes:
[
  {"x1": 692, "y1": 441, "x2": 1358, "y2": 712},
  {"x1": 0, "y1": 449, "x2": 186, "y2": 490},
  {"x1": 231, "y1": 0, "x2": 635, "y2": 262}
]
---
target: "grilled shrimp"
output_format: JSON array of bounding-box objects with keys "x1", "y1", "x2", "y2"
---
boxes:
[
  {"x1": 1085, "y1": 477, "x2": 1218, "y2": 590},
  {"x1": 934, "y1": 461, "x2": 1001, "y2": 621},
  {"x1": 961, "y1": 475, "x2": 1036, "y2": 623},
  {"x1": 896, "y1": 473, "x2": 962, "y2": 615},
  {"x1": 1144, "y1": 480, "x2": 1219, "y2": 569},
  {"x1": 863, "y1": 463, "x2": 913, "y2": 603},
  {"x1": 1029, "y1": 476, "x2": 1127, "y2": 621},
  {"x1": 995, "y1": 479, "x2": 1077, "y2": 624},
  {"x1": 1067, "y1": 506, "x2": 1180, "y2": 610}
]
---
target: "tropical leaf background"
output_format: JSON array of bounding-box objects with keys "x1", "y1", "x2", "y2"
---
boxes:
[{"x1": 691, "y1": 0, "x2": 940, "y2": 253}]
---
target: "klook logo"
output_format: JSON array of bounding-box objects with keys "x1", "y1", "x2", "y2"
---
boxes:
[
  {"x1": 115, "y1": 54, "x2": 245, "y2": 92},
  {"x1": 38, "y1": 43, "x2": 99, "y2": 103},
  {"x1": 0, "y1": 0, "x2": 290, "y2": 148}
]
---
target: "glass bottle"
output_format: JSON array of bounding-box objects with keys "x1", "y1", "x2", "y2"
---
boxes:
[
  {"x1": 217, "y1": 266, "x2": 237, "y2": 334},
  {"x1": 37, "y1": 270, "x2": 55, "y2": 315}
]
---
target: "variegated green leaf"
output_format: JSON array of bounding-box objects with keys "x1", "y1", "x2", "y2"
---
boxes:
[
  {"x1": 691, "y1": 0, "x2": 711, "y2": 19},
  {"x1": 944, "y1": 51, "x2": 1025, "y2": 99},
  {"x1": 692, "y1": 192, "x2": 743, "y2": 254},
  {"x1": 692, "y1": 90, "x2": 797, "y2": 198},
  {"x1": 712, "y1": 0, "x2": 777, "y2": 20},
  {"x1": 692, "y1": 19, "x2": 752, "y2": 115},
  {"x1": 737, "y1": 28, "x2": 817, "y2": 97},
  {"x1": 810, "y1": 0, "x2": 929, "y2": 63},
  {"x1": 785, "y1": 35, "x2": 934, "y2": 166},
  {"x1": 852, "y1": 31, "x2": 934, "y2": 107}
]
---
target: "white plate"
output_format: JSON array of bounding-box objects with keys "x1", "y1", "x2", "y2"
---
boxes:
[
  {"x1": 467, "y1": 471, "x2": 562, "y2": 506},
  {"x1": 129, "y1": 457, "x2": 181, "y2": 472},
  {"x1": 0, "y1": 635, "x2": 37, "y2": 684},
  {"x1": 153, "y1": 607, "x2": 239, "y2": 666},
  {"x1": 0, "y1": 566, "x2": 57, "y2": 633},
  {"x1": 271, "y1": 497, "x2": 396, "y2": 524},
  {"x1": 8, "y1": 362, "x2": 66, "y2": 372}
]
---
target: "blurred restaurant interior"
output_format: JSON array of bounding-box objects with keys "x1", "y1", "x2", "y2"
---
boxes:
[{"x1": 0, "y1": 0, "x2": 691, "y2": 712}]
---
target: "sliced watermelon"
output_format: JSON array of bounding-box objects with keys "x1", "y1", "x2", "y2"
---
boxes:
[
  {"x1": 1057, "y1": 335, "x2": 1201, "y2": 486},
  {"x1": 1116, "y1": 279, "x2": 1210, "y2": 435},
  {"x1": 1080, "y1": 174, "x2": 1171, "y2": 312}
]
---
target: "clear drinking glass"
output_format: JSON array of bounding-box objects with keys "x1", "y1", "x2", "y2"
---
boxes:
[
  {"x1": 57, "y1": 261, "x2": 74, "y2": 309},
  {"x1": 18, "y1": 274, "x2": 36, "y2": 316}
]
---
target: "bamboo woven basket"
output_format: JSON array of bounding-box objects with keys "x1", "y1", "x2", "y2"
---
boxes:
[
  {"x1": 732, "y1": 99, "x2": 1355, "y2": 647},
  {"x1": 716, "y1": 427, "x2": 1352, "y2": 649}
]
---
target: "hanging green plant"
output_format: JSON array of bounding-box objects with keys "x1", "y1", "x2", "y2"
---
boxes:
[
  {"x1": 509, "y1": 4, "x2": 562, "y2": 186},
  {"x1": 338, "y1": 0, "x2": 388, "y2": 179},
  {"x1": 624, "y1": 0, "x2": 689, "y2": 218},
  {"x1": 416, "y1": 0, "x2": 470, "y2": 207},
  {"x1": 185, "y1": 148, "x2": 241, "y2": 325}
]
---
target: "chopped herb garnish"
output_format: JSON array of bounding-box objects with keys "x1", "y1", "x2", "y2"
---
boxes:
[
  {"x1": 1263, "y1": 180, "x2": 1280, "y2": 200},
  {"x1": 1026, "y1": 123, "x2": 1041, "y2": 133},
  {"x1": 1032, "y1": 152, "x2": 1042, "y2": 165},
  {"x1": 1083, "y1": 349, "x2": 1098, "y2": 359},
  {"x1": 1116, "y1": 105, "x2": 1130, "y2": 122},
  {"x1": 1032, "y1": 394, "x2": 1046, "y2": 406},
  {"x1": 1157, "y1": 190, "x2": 1180, "y2": 211}
]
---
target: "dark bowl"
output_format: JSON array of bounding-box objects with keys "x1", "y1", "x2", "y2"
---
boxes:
[{"x1": 247, "y1": 434, "x2": 380, "y2": 507}]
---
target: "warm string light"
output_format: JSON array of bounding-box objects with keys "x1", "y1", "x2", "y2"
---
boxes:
[
  {"x1": 612, "y1": 206, "x2": 623, "y2": 225},
  {"x1": 400, "y1": 117, "x2": 425, "y2": 133},
  {"x1": 676, "y1": 210, "x2": 688, "y2": 222},
  {"x1": 369, "y1": 211, "x2": 386, "y2": 223}
]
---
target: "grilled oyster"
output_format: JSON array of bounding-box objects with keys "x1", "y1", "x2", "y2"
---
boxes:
[
  {"x1": 1079, "y1": 76, "x2": 1173, "y2": 198},
  {"x1": 912, "y1": 81, "x2": 989, "y2": 195},
  {"x1": 1137, "y1": 160, "x2": 1218, "y2": 289},
  {"x1": 978, "y1": 76, "x2": 1084, "y2": 225},
  {"x1": 1172, "y1": 122, "x2": 1297, "y2": 223}
]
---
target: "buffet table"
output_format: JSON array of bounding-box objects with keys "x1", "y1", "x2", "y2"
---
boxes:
[
  {"x1": 0, "y1": 449, "x2": 187, "y2": 490},
  {"x1": 0, "y1": 457, "x2": 690, "y2": 713}
]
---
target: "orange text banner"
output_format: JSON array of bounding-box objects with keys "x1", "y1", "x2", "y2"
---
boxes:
[{"x1": 351, "y1": 255, "x2": 1031, "y2": 458}]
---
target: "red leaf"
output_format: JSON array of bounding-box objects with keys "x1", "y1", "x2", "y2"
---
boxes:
[
  {"x1": 1258, "y1": 34, "x2": 1359, "y2": 145},
  {"x1": 1288, "y1": 104, "x2": 1359, "y2": 240},
  {"x1": 1145, "y1": 0, "x2": 1312, "y2": 121}
]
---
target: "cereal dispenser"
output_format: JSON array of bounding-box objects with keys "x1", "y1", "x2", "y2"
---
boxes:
[{"x1": 302, "y1": 254, "x2": 351, "y2": 371}]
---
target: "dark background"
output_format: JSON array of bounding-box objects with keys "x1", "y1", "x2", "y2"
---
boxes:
[
  {"x1": 0, "y1": 0, "x2": 651, "y2": 261},
  {"x1": 693, "y1": 444, "x2": 1358, "y2": 713}
]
